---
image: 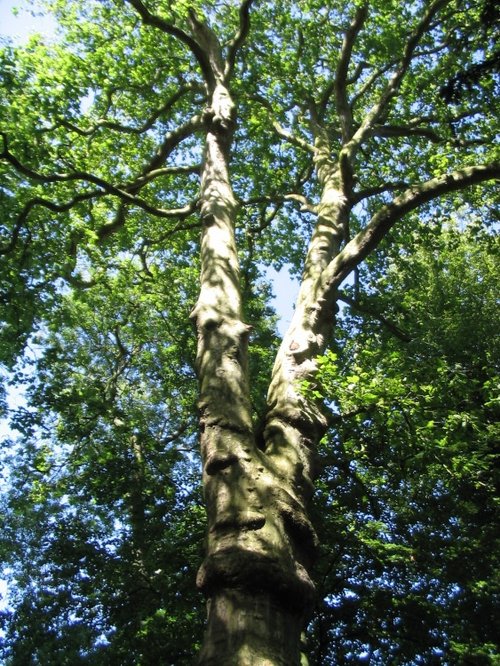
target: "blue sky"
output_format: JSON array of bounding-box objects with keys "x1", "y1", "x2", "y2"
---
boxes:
[{"x1": 0, "y1": 0, "x2": 56, "y2": 42}]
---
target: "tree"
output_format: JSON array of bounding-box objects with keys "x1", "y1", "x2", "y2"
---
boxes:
[{"x1": 0, "y1": 0, "x2": 498, "y2": 663}]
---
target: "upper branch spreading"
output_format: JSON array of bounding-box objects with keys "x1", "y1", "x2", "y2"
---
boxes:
[
  {"x1": 225, "y1": 0, "x2": 256, "y2": 80},
  {"x1": 53, "y1": 84, "x2": 200, "y2": 137},
  {"x1": 0, "y1": 133, "x2": 198, "y2": 220},
  {"x1": 335, "y1": 4, "x2": 368, "y2": 142},
  {"x1": 344, "y1": 0, "x2": 451, "y2": 161},
  {"x1": 320, "y1": 163, "x2": 500, "y2": 298}
]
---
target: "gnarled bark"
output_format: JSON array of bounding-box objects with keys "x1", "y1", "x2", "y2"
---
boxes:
[
  {"x1": 192, "y1": 84, "x2": 317, "y2": 666},
  {"x1": 188, "y1": 10, "x2": 319, "y2": 664}
]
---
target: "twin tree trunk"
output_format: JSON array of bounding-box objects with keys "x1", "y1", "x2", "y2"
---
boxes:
[
  {"x1": 188, "y1": 37, "x2": 345, "y2": 666},
  {"x1": 3, "y1": 1, "x2": 499, "y2": 662},
  {"x1": 191, "y1": 113, "x2": 320, "y2": 665},
  {"x1": 166, "y1": 6, "x2": 500, "y2": 664}
]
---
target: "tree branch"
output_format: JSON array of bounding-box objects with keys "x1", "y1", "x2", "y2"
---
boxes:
[
  {"x1": 370, "y1": 123, "x2": 487, "y2": 148},
  {"x1": 272, "y1": 119, "x2": 315, "y2": 154},
  {"x1": 251, "y1": 94, "x2": 316, "y2": 153},
  {"x1": 225, "y1": 0, "x2": 255, "y2": 80},
  {"x1": 54, "y1": 84, "x2": 200, "y2": 137},
  {"x1": 1, "y1": 134, "x2": 198, "y2": 219},
  {"x1": 0, "y1": 192, "x2": 102, "y2": 255},
  {"x1": 371, "y1": 124, "x2": 443, "y2": 142},
  {"x1": 283, "y1": 193, "x2": 317, "y2": 213},
  {"x1": 127, "y1": 113, "x2": 204, "y2": 190},
  {"x1": 241, "y1": 191, "x2": 317, "y2": 215},
  {"x1": 126, "y1": 164, "x2": 200, "y2": 191},
  {"x1": 320, "y1": 163, "x2": 500, "y2": 296},
  {"x1": 124, "y1": 0, "x2": 214, "y2": 85},
  {"x1": 352, "y1": 181, "x2": 409, "y2": 204},
  {"x1": 338, "y1": 292, "x2": 412, "y2": 342},
  {"x1": 335, "y1": 4, "x2": 368, "y2": 142},
  {"x1": 346, "y1": 0, "x2": 450, "y2": 158},
  {"x1": 350, "y1": 61, "x2": 394, "y2": 109}
]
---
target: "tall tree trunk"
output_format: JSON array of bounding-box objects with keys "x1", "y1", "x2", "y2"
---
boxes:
[
  {"x1": 192, "y1": 88, "x2": 316, "y2": 665},
  {"x1": 189, "y1": 20, "x2": 318, "y2": 664}
]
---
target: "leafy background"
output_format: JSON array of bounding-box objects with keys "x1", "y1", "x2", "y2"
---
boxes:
[{"x1": 1, "y1": 1, "x2": 499, "y2": 664}]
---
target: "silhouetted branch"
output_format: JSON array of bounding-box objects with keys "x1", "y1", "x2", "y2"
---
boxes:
[
  {"x1": 225, "y1": 0, "x2": 255, "y2": 79},
  {"x1": 338, "y1": 292, "x2": 412, "y2": 341},
  {"x1": 124, "y1": 0, "x2": 214, "y2": 85}
]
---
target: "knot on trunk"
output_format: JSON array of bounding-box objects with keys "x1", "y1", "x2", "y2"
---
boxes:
[{"x1": 196, "y1": 547, "x2": 316, "y2": 614}]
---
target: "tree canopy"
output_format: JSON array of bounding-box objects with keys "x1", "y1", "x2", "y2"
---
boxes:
[{"x1": 0, "y1": 0, "x2": 499, "y2": 663}]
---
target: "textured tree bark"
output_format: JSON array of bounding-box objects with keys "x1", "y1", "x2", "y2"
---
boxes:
[
  {"x1": 198, "y1": 590, "x2": 308, "y2": 665},
  {"x1": 189, "y1": 15, "x2": 319, "y2": 663},
  {"x1": 192, "y1": 99, "x2": 316, "y2": 664},
  {"x1": 264, "y1": 123, "x2": 349, "y2": 517},
  {"x1": 191, "y1": 91, "x2": 359, "y2": 664}
]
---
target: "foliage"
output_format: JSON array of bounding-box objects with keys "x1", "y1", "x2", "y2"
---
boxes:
[
  {"x1": 0, "y1": 254, "x2": 207, "y2": 664},
  {"x1": 0, "y1": 0, "x2": 498, "y2": 663},
  {"x1": 307, "y1": 221, "x2": 499, "y2": 663}
]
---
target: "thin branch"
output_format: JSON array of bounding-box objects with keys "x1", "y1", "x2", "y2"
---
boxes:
[
  {"x1": 125, "y1": 163, "x2": 201, "y2": 191},
  {"x1": 320, "y1": 162, "x2": 500, "y2": 297},
  {"x1": 55, "y1": 84, "x2": 200, "y2": 137},
  {"x1": 271, "y1": 119, "x2": 315, "y2": 154},
  {"x1": 244, "y1": 184, "x2": 320, "y2": 234},
  {"x1": 162, "y1": 422, "x2": 190, "y2": 446},
  {"x1": 318, "y1": 80, "x2": 336, "y2": 119},
  {"x1": 350, "y1": 61, "x2": 394, "y2": 109},
  {"x1": 347, "y1": 60, "x2": 370, "y2": 85},
  {"x1": 251, "y1": 95, "x2": 315, "y2": 153},
  {"x1": 124, "y1": 0, "x2": 214, "y2": 85},
  {"x1": 283, "y1": 193, "x2": 317, "y2": 213},
  {"x1": 61, "y1": 233, "x2": 96, "y2": 288},
  {"x1": 370, "y1": 123, "x2": 488, "y2": 148},
  {"x1": 338, "y1": 292, "x2": 412, "y2": 342},
  {"x1": 1, "y1": 135, "x2": 198, "y2": 219},
  {"x1": 127, "y1": 113, "x2": 204, "y2": 190},
  {"x1": 241, "y1": 192, "x2": 316, "y2": 214},
  {"x1": 137, "y1": 241, "x2": 154, "y2": 278},
  {"x1": 225, "y1": 0, "x2": 255, "y2": 80},
  {"x1": 371, "y1": 124, "x2": 443, "y2": 142},
  {"x1": 25, "y1": 113, "x2": 203, "y2": 199},
  {"x1": 0, "y1": 192, "x2": 103, "y2": 255},
  {"x1": 0, "y1": 216, "x2": 26, "y2": 256},
  {"x1": 63, "y1": 273, "x2": 96, "y2": 289},
  {"x1": 113, "y1": 326, "x2": 130, "y2": 361},
  {"x1": 350, "y1": 40, "x2": 448, "y2": 109},
  {"x1": 352, "y1": 181, "x2": 408, "y2": 204},
  {"x1": 141, "y1": 217, "x2": 202, "y2": 245}
]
